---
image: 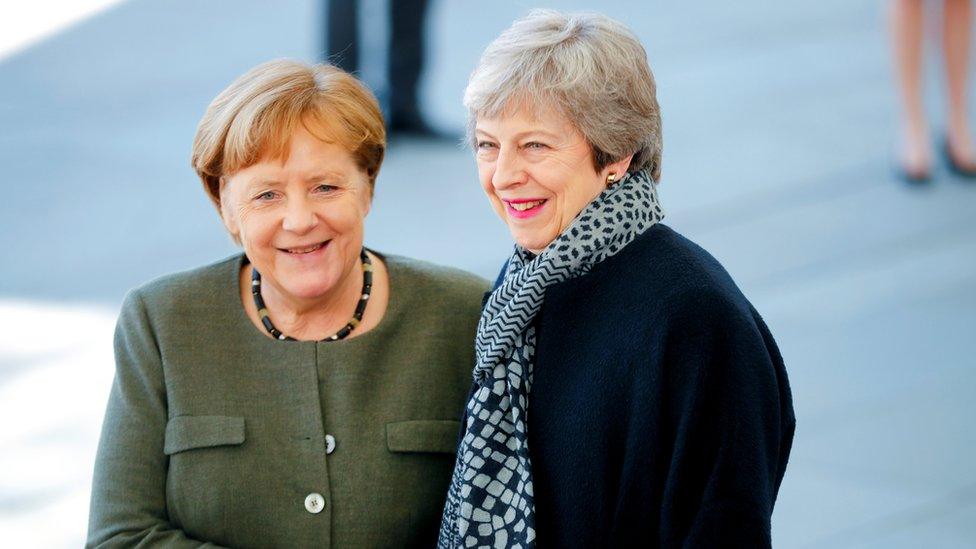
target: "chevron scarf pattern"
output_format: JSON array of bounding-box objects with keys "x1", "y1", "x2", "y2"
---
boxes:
[{"x1": 438, "y1": 170, "x2": 664, "y2": 548}]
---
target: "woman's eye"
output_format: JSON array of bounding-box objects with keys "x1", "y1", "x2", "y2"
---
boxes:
[
  {"x1": 255, "y1": 191, "x2": 277, "y2": 201},
  {"x1": 477, "y1": 141, "x2": 497, "y2": 150},
  {"x1": 525, "y1": 142, "x2": 547, "y2": 150},
  {"x1": 315, "y1": 184, "x2": 337, "y2": 193}
]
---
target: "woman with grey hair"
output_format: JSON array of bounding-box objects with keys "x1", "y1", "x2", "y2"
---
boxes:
[{"x1": 438, "y1": 10, "x2": 795, "y2": 548}]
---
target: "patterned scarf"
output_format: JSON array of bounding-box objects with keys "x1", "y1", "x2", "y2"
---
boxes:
[{"x1": 438, "y1": 170, "x2": 665, "y2": 548}]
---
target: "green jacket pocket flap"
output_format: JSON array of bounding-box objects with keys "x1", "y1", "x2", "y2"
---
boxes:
[
  {"x1": 164, "y1": 415, "x2": 246, "y2": 455},
  {"x1": 386, "y1": 420, "x2": 460, "y2": 453}
]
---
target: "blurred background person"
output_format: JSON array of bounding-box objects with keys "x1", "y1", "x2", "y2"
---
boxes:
[
  {"x1": 439, "y1": 11, "x2": 794, "y2": 548},
  {"x1": 87, "y1": 59, "x2": 487, "y2": 547},
  {"x1": 890, "y1": 0, "x2": 976, "y2": 181},
  {"x1": 326, "y1": 0, "x2": 441, "y2": 137}
]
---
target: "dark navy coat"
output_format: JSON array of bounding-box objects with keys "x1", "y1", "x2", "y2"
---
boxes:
[{"x1": 486, "y1": 224, "x2": 795, "y2": 547}]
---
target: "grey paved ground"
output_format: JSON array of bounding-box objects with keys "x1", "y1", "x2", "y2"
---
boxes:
[{"x1": 1, "y1": 0, "x2": 975, "y2": 546}]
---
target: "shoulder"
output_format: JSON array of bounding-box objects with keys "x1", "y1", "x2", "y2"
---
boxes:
[
  {"x1": 609, "y1": 227, "x2": 786, "y2": 393},
  {"x1": 381, "y1": 254, "x2": 489, "y2": 345},
  {"x1": 572, "y1": 224, "x2": 753, "y2": 323},
  {"x1": 620, "y1": 227, "x2": 784, "y2": 379},
  {"x1": 635, "y1": 225, "x2": 755, "y2": 319},
  {"x1": 613, "y1": 224, "x2": 738, "y2": 293},
  {"x1": 543, "y1": 224, "x2": 778, "y2": 376},
  {"x1": 382, "y1": 253, "x2": 491, "y2": 304},
  {"x1": 123, "y1": 254, "x2": 242, "y2": 320},
  {"x1": 539, "y1": 224, "x2": 772, "y2": 365}
]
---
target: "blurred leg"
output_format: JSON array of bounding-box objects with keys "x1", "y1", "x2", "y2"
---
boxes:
[
  {"x1": 388, "y1": 0, "x2": 431, "y2": 132},
  {"x1": 890, "y1": 0, "x2": 931, "y2": 174},
  {"x1": 943, "y1": 0, "x2": 976, "y2": 167},
  {"x1": 327, "y1": 0, "x2": 360, "y2": 73}
]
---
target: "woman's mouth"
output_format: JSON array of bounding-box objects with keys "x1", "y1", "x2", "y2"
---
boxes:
[
  {"x1": 279, "y1": 241, "x2": 329, "y2": 255},
  {"x1": 505, "y1": 199, "x2": 547, "y2": 219}
]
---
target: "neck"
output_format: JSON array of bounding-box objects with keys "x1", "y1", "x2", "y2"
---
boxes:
[{"x1": 256, "y1": 257, "x2": 365, "y2": 341}]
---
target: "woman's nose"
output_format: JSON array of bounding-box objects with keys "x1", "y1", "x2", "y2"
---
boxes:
[
  {"x1": 281, "y1": 197, "x2": 318, "y2": 234},
  {"x1": 491, "y1": 147, "x2": 526, "y2": 189}
]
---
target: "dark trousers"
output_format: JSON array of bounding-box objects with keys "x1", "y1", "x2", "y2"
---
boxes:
[{"x1": 326, "y1": 0, "x2": 430, "y2": 125}]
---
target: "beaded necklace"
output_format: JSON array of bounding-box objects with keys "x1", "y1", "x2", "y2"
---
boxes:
[{"x1": 250, "y1": 249, "x2": 373, "y2": 341}]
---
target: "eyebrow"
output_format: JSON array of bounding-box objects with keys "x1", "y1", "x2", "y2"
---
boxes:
[
  {"x1": 303, "y1": 172, "x2": 347, "y2": 183},
  {"x1": 244, "y1": 172, "x2": 348, "y2": 188},
  {"x1": 475, "y1": 128, "x2": 561, "y2": 141},
  {"x1": 245, "y1": 177, "x2": 284, "y2": 189}
]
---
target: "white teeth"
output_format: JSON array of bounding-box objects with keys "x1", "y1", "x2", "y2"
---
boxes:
[
  {"x1": 510, "y1": 200, "x2": 544, "y2": 211},
  {"x1": 286, "y1": 243, "x2": 324, "y2": 254}
]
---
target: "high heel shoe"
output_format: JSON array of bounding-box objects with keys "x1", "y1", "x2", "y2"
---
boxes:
[{"x1": 942, "y1": 138, "x2": 976, "y2": 179}]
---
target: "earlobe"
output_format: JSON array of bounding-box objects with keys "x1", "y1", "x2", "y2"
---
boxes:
[
  {"x1": 361, "y1": 180, "x2": 374, "y2": 217},
  {"x1": 612, "y1": 154, "x2": 635, "y2": 178},
  {"x1": 601, "y1": 154, "x2": 635, "y2": 187}
]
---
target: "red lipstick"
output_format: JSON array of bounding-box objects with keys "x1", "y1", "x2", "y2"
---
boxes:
[{"x1": 504, "y1": 198, "x2": 547, "y2": 219}]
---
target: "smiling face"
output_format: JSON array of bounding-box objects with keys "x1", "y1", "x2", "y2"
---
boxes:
[
  {"x1": 220, "y1": 126, "x2": 372, "y2": 303},
  {"x1": 475, "y1": 104, "x2": 627, "y2": 254}
]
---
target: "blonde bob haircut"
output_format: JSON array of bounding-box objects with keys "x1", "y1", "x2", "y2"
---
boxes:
[
  {"x1": 464, "y1": 10, "x2": 663, "y2": 181},
  {"x1": 192, "y1": 59, "x2": 386, "y2": 211}
]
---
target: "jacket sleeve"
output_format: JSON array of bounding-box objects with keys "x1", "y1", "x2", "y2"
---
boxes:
[
  {"x1": 86, "y1": 290, "x2": 225, "y2": 548},
  {"x1": 657, "y1": 288, "x2": 796, "y2": 548}
]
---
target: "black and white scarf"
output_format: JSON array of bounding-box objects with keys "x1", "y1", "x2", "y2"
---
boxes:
[{"x1": 438, "y1": 170, "x2": 665, "y2": 548}]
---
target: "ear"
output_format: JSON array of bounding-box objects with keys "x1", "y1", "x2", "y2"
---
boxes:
[
  {"x1": 602, "y1": 153, "x2": 635, "y2": 183},
  {"x1": 218, "y1": 176, "x2": 241, "y2": 239},
  {"x1": 360, "y1": 176, "x2": 374, "y2": 218}
]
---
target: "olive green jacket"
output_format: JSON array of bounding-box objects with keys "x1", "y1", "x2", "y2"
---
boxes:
[{"x1": 87, "y1": 253, "x2": 488, "y2": 548}]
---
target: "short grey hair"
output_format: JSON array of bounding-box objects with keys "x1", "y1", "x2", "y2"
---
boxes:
[{"x1": 464, "y1": 9, "x2": 663, "y2": 181}]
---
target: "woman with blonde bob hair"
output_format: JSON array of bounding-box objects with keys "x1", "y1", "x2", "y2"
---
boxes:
[
  {"x1": 438, "y1": 11, "x2": 795, "y2": 548},
  {"x1": 87, "y1": 60, "x2": 488, "y2": 547}
]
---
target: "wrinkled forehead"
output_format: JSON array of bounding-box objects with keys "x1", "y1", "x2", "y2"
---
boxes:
[
  {"x1": 222, "y1": 125, "x2": 364, "y2": 190},
  {"x1": 473, "y1": 96, "x2": 579, "y2": 138}
]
